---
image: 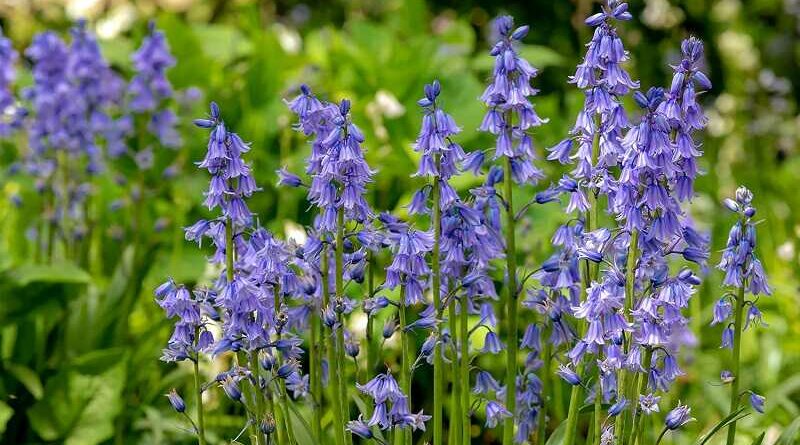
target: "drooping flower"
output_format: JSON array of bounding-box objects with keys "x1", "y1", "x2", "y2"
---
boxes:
[{"x1": 664, "y1": 403, "x2": 694, "y2": 430}]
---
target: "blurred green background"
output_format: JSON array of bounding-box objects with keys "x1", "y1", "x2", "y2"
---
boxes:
[{"x1": 0, "y1": 0, "x2": 798, "y2": 444}]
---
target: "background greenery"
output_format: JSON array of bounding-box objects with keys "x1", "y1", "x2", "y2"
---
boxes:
[{"x1": 0, "y1": 0, "x2": 798, "y2": 444}]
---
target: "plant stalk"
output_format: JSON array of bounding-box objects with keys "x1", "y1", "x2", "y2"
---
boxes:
[
  {"x1": 449, "y1": 298, "x2": 462, "y2": 445},
  {"x1": 193, "y1": 354, "x2": 207, "y2": 445},
  {"x1": 460, "y1": 296, "x2": 470, "y2": 445},
  {"x1": 398, "y1": 289, "x2": 411, "y2": 445},
  {"x1": 335, "y1": 208, "x2": 349, "y2": 445},
  {"x1": 502, "y1": 155, "x2": 520, "y2": 445},
  {"x1": 322, "y1": 244, "x2": 344, "y2": 445},
  {"x1": 725, "y1": 285, "x2": 746, "y2": 445},
  {"x1": 625, "y1": 347, "x2": 653, "y2": 445},
  {"x1": 431, "y1": 157, "x2": 444, "y2": 445}
]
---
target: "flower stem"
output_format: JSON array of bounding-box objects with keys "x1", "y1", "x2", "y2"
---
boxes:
[
  {"x1": 593, "y1": 387, "x2": 602, "y2": 445},
  {"x1": 460, "y1": 297, "x2": 470, "y2": 445},
  {"x1": 399, "y1": 290, "x2": 412, "y2": 445},
  {"x1": 335, "y1": 208, "x2": 349, "y2": 445},
  {"x1": 310, "y1": 303, "x2": 322, "y2": 442},
  {"x1": 625, "y1": 347, "x2": 653, "y2": 445},
  {"x1": 564, "y1": 239, "x2": 593, "y2": 445},
  {"x1": 449, "y1": 298, "x2": 462, "y2": 445},
  {"x1": 367, "y1": 254, "x2": 377, "y2": 375},
  {"x1": 537, "y1": 341, "x2": 551, "y2": 445},
  {"x1": 502, "y1": 155, "x2": 520, "y2": 445},
  {"x1": 193, "y1": 354, "x2": 207, "y2": 445},
  {"x1": 431, "y1": 158, "x2": 444, "y2": 445},
  {"x1": 322, "y1": 244, "x2": 344, "y2": 445},
  {"x1": 725, "y1": 285, "x2": 746, "y2": 445},
  {"x1": 654, "y1": 427, "x2": 668, "y2": 445},
  {"x1": 562, "y1": 384, "x2": 582, "y2": 445},
  {"x1": 617, "y1": 229, "x2": 639, "y2": 442}
]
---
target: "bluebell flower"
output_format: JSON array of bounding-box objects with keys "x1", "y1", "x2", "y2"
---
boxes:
[
  {"x1": 664, "y1": 403, "x2": 694, "y2": 430},
  {"x1": 485, "y1": 400, "x2": 513, "y2": 428},
  {"x1": 167, "y1": 389, "x2": 186, "y2": 413},
  {"x1": 639, "y1": 393, "x2": 661, "y2": 415},
  {"x1": 473, "y1": 370, "x2": 502, "y2": 395},
  {"x1": 557, "y1": 364, "x2": 581, "y2": 386},
  {"x1": 749, "y1": 391, "x2": 765, "y2": 414},
  {"x1": 346, "y1": 417, "x2": 373, "y2": 439},
  {"x1": 482, "y1": 331, "x2": 505, "y2": 354},
  {"x1": 355, "y1": 371, "x2": 429, "y2": 432},
  {"x1": 608, "y1": 397, "x2": 627, "y2": 416}
]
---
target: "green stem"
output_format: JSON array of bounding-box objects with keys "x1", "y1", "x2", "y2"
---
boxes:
[
  {"x1": 562, "y1": 384, "x2": 582, "y2": 445},
  {"x1": 273, "y1": 286, "x2": 296, "y2": 445},
  {"x1": 502, "y1": 155, "x2": 519, "y2": 445},
  {"x1": 310, "y1": 302, "x2": 322, "y2": 442},
  {"x1": 564, "y1": 249, "x2": 593, "y2": 445},
  {"x1": 537, "y1": 341, "x2": 551, "y2": 445},
  {"x1": 367, "y1": 255, "x2": 377, "y2": 375},
  {"x1": 626, "y1": 347, "x2": 653, "y2": 445},
  {"x1": 335, "y1": 208, "x2": 349, "y2": 445},
  {"x1": 193, "y1": 354, "x2": 207, "y2": 445},
  {"x1": 593, "y1": 389, "x2": 602, "y2": 445},
  {"x1": 617, "y1": 230, "x2": 639, "y2": 441},
  {"x1": 449, "y1": 298, "x2": 462, "y2": 445},
  {"x1": 725, "y1": 285, "x2": 746, "y2": 445},
  {"x1": 654, "y1": 427, "x2": 668, "y2": 445},
  {"x1": 431, "y1": 159, "x2": 444, "y2": 445},
  {"x1": 460, "y1": 297, "x2": 470, "y2": 445},
  {"x1": 399, "y1": 292, "x2": 411, "y2": 445},
  {"x1": 322, "y1": 245, "x2": 344, "y2": 445}
]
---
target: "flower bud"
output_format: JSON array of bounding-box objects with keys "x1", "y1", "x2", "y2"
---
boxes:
[{"x1": 166, "y1": 389, "x2": 186, "y2": 413}]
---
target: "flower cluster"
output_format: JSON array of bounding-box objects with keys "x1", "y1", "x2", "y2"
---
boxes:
[
  {"x1": 351, "y1": 372, "x2": 430, "y2": 433},
  {"x1": 548, "y1": 0, "x2": 636, "y2": 190},
  {"x1": 479, "y1": 15, "x2": 546, "y2": 184},
  {"x1": 129, "y1": 22, "x2": 181, "y2": 149},
  {"x1": 0, "y1": 26, "x2": 24, "y2": 136}
]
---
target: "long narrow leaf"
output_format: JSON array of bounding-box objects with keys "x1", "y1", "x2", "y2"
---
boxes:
[
  {"x1": 776, "y1": 417, "x2": 800, "y2": 445},
  {"x1": 695, "y1": 407, "x2": 750, "y2": 445}
]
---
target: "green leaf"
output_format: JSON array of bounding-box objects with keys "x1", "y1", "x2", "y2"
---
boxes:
[
  {"x1": 545, "y1": 420, "x2": 567, "y2": 445},
  {"x1": 777, "y1": 417, "x2": 800, "y2": 445},
  {"x1": 68, "y1": 348, "x2": 127, "y2": 375},
  {"x1": 286, "y1": 401, "x2": 315, "y2": 445},
  {"x1": 517, "y1": 44, "x2": 566, "y2": 68},
  {"x1": 193, "y1": 24, "x2": 253, "y2": 65},
  {"x1": 27, "y1": 350, "x2": 127, "y2": 445},
  {"x1": 0, "y1": 263, "x2": 90, "y2": 323},
  {"x1": 5, "y1": 362, "x2": 43, "y2": 399},
  {"x1": 751, "y1": 432, "x2": 766, "y2": 445},
  {"x1": 0, "y1": 400, "x2": 12, "y2": 437},
  {"x1": 12, "y1": 263, "x2": 90, "y2": 286},
  {"x1": 695, "y1": 407, "x2": 750, "y2": 445}
]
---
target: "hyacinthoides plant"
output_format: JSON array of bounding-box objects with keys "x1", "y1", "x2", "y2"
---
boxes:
[
  {"x1": 716, "y1": 187, "x2": 770, "y2": 445},
  {"x1": 23, "y1": 21, "x2": 124, "y2": 264},
  {"x1": 158, "y1": 102, "x2": 308, "y2": 445},
  {"x1": 478, "y1": 16, "x2": 547, "y2": 445},
  {"x1": 285, "y1": 86, "x2": 377, "y2": 445}
]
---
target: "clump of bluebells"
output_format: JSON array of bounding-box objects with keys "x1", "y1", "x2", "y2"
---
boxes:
[{"x1": 91, "y1": 5, "x2": 775, "y2": 445}]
